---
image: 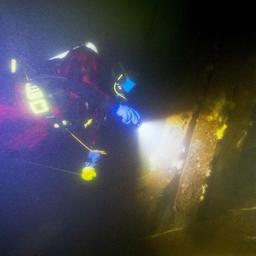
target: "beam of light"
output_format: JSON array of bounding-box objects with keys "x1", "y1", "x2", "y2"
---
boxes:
[
  {"x1": 143, "y1": 227, "x2": 184, "y2": 240},
  {"x1": 138, "y1": 119, "x2": 186, "y2": 172},
  {"x1": 229, "y1": 206, "x2": 256, "y2": 212},
  {"x1": 10, "y1": 58, "x2": 17, "y2": 73},
  {"x1": 49, "y1": 50, "x2": 70, "y2": 60}
]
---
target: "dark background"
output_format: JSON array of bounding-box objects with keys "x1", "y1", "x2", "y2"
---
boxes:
[{"x1": 0, "y1": 0, "x2": 255, "y2": 255}]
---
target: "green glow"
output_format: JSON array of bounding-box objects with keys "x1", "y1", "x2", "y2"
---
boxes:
[{"x1": 81, "y1": 166, "x2": 97, "y2": 181}]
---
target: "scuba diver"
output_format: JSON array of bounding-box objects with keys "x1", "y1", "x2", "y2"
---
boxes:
[{"x1": 20, "y1": 41, "x2": 141, "y2": 181}]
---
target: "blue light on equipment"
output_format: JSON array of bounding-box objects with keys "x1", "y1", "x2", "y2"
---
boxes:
[{"x1": 122, "y1": 78, "x2": 136, "y2": 93}]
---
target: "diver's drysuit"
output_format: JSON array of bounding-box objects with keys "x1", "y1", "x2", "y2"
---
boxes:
[
  {"x1": 43, "y1": 43, "x2": 140, "y2": 176},
  {"x1": 0, "y1": 43, "x2": 140, "y2": 180}
]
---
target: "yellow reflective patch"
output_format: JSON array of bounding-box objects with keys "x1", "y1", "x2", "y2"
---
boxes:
[
  {"x1": 29, "y1": 100, "x2": 49, "y2": 114},
  {"x1": 25, "y1": 83, "x2": 44, "y2": 100},
  {"x1": 83, "y1": 118, "x2": 93, "y2": 128},
  {"x1": 25, "y1": 83, "x2": 50, "y2": 114},
  {"x1": 117, "y1": 73, "x2": 123, "y2": 81},
  {"x1": 113, "y1": 82, "x2": 127, "y2": 100},
  {"x1": 81, "y1": 166, "x2": 97, "y2": 181}
]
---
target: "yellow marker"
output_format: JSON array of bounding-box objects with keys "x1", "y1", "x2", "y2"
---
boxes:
[
  {"x1": 113, "y1": 82, "x2": 127, "y2": 100},
  {"x1": 81, "y1": 166, "x2": 97, "y2": 181},
  {"x1": 83, "y1": 118, "x2": 93, "y2": 128},
  {"x1": 117, "y1": 74, "x2": 123, "y2": 81},
  {"x1": 10, "y1": 58, "x2": 17, "y2": 73}
]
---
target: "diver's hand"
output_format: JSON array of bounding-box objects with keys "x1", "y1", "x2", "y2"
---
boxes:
[
  {"x1": 81, "y1": 151, "x2": 101, "y2": 181},
  {"x1": 85, "y1": 151, "x2": 101, "y2": 167},
  {"x1": 113, "y1": 104, "x2": 141, "y2": 126}
]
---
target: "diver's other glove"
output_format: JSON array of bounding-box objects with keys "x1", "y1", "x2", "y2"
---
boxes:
[
  {"x1": 112, "y1": 104, "x2": 141, "y2": 126},
  {"x1": 85, "y1": 151, "x2": 101, "y2": 167},
  {"x1": 81, "y1": 152, "x2": 101, "y2": 181}
]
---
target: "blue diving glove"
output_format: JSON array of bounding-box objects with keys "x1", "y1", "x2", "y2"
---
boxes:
[
  {"x1": 84, "y1": 151, "x2": 101, "y2": 167},
  {"x1": 113, "y1": 104, "x2": 141, "y2": 126}
]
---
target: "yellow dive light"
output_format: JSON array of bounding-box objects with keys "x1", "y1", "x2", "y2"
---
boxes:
[{"x1": 81, "y1": 166, "x2": 97, "y2": 181}]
